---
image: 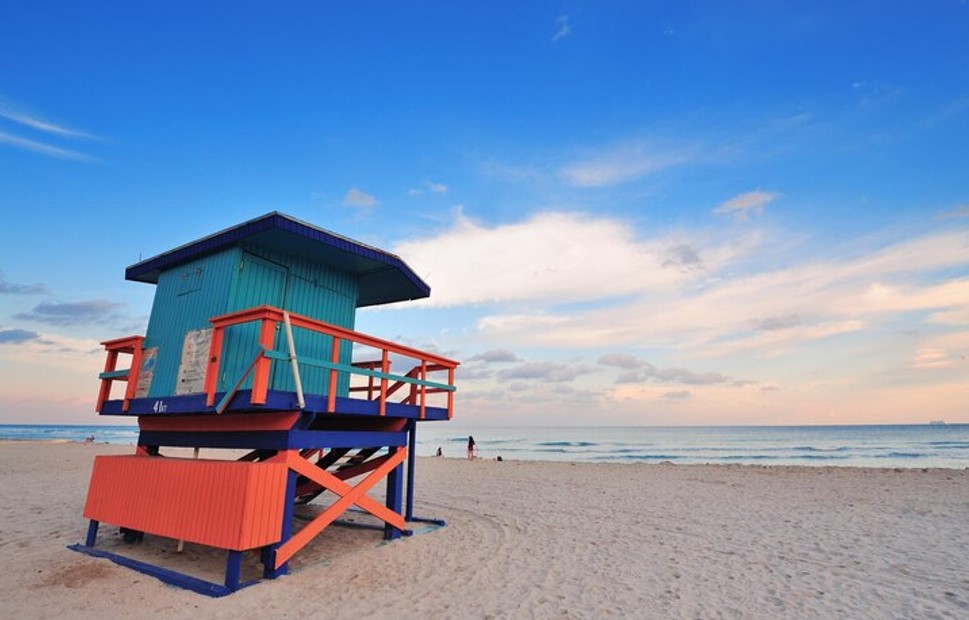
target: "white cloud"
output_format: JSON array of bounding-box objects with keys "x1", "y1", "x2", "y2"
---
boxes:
[
  {"x1": 0, "y1": 100, "x2": 98, "y2": 140},
  {"x1": 559, "y1": 141, "x2": 695, "y2": 187},
  {"x1": 394, "y1": 210, "x2": 753, "y2": 307},
  {"x1": 0, "y1": 130, "x2": 94, "y2": 162},
  {"x1": 552, "y1": 15, "x2": 571, "y2": 42},
  {"x1": 397, "y1": 209, "x2": 969, "y2": 362},
  {"x1": 938, "y1": 204, "x2": 969, "y2": 220},
  {"x1": 929, "y1": 306, "x2": 969, "y2": 326},
  {"x1": 406, "y1": 181, "x2": 447, "y2": 197},
  {"x1": 0, "y1": 99, "x2": 99, "y2": 161},
  {"x1": 343, "y1": 187, "x2": 379, "y2": 208},
  {"x1": 713, "y1": 191, "x2": 779, "y2": 221},
  {"x1": 497, "y1": 361, "x2": 593, "y2": 383},
  {"x1": 913, "y1": 348, "x2": 951, "y2": 369},
  {"x1": 467, "y1": 349, "x2": 519, "y2": 363}
]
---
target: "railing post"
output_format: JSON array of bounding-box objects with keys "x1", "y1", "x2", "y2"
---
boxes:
[
  {"x1": 447, "y1": 366, "x2": 455, "y2": 419},
  {"x1": 252, "y1": 317, "x2": 277, "y2": 405},
  {"x1": 96, "y1": 349, "x2": 119, "y2": 413},
  {"x1": 327, "y1": 337, "x2": 340, "y2": 413},
  {"x1": 122, "y1": 340, "x2": 144, "y2": 412},
  {"x1": 282, "y1": 311, "x2": 305, "y2": 409},
  {"x1": 379, "y1": 350, "x2": 389, "y2": 416},
  {"x1": 204, "y1": 325, "x2": 225, "y2": 407},
  {"x1": 419, "y1": 360, "x2": 427, "y2": 420}
]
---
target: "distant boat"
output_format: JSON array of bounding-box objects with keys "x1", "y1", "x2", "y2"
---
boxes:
[{"x1": 928, "y1": 420, "x2": 946, "y2": 425}]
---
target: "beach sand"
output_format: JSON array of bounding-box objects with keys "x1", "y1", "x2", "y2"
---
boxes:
[{"x1": 2, "y1": 441, "x2": 968, "y2": 619}]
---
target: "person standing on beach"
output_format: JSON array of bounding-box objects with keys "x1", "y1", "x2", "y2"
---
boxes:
[{"x1": 467, "y1": 435, "x2": 476, "y2": 460}]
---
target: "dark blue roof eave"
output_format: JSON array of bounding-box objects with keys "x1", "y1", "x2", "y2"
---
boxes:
[{"x1": 125, "y1": 212, "x2": 430, "y2": 307}]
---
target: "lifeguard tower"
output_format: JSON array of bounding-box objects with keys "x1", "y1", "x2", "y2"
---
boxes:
[{"x1": 71, "y1": 212, "x2": 458, "y2": 595}]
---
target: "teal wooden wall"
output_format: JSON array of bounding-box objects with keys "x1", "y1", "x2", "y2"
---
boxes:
[
  {"x1": 143, "y1": 248, "x2": 240, "y2": 397},
  {"x1": 142, "y1": 245, "x2": 358, "y2": 400}
]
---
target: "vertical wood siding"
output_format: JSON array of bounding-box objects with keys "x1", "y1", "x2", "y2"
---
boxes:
[
  {"x1": 143, "y1": 248, "x2": 240, "y2": 397},
  {"x1": 83, "y1": 455, "x2": 287, "y2": 550}
]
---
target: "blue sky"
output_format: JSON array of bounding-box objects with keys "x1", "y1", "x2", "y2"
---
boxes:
[{"x1": 1, "y1": 1, "x2": 967, "y2": 426}]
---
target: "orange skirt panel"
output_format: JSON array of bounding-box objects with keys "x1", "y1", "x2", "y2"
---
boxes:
[{"x1": 83, "y1": 455, "x2": 288, "y2": 551}]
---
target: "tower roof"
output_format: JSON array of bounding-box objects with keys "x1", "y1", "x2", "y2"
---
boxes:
[{"x1": 125, "y1": 212, "x2": 430, "y2": 307}]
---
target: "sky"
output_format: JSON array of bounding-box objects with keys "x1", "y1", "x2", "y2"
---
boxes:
[{"x1": 1, "y1": 1, "x2": 967, "y2": 427}]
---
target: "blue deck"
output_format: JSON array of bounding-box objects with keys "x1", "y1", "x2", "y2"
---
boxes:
[{"x1": 98, "y1": 388, "x2": 449, "y2": 421}]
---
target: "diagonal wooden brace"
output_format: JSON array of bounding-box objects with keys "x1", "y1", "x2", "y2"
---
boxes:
[
  {"x1": 295, "y1": 452, "x2": 391, "y2": 498},
  {"x1": 274, "y1": 448, "x2": 407, "y2": 568}
]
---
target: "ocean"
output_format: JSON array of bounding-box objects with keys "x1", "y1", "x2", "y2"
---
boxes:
[
  {"x1": 417, "y1": 424, "x2": 969, "y2": 469},
  {"x1": 3, "y1": 423, "x2": 968, "y2": 469}
]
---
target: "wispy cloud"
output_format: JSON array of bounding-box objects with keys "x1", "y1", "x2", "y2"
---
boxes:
[
  {"x1": 0, "y1": 98, "x2": 100, "y2": 161},
  {"x1": 467, "y1": 349, "x2": 519, "y2": 363},
  {"x1": 496, "y1": 361, "x2": 594, "y2": 383},
  {"x1": 0, "y1": 130, "x2": 95, "y2": 162},
  {"x1": 0, "y1": 103, "x2": 98, "y2": 140},
  {"x1": 0, "y1": 328, "x2": 43, "y2": 345},
  {"x1": 0, "y1": 269, "x2": 47, "y2": 295},
  {"x1": 925, "y1": 97, "x2": 969, "y2": 128},
  {"x1": 913, "y1": 347, "x2": 952, "y2": 369},
  {"x1": 552, "y1": 15, "x2": 571, "y2": 42},
  {"x1": 937, "y1": 204, "x2": 969, "y2": 220},
  {"x1": 598, "y1": 354, "x2": 730, "y2": 385},
  {"x1": 343, "y1": 187, "x2": 379, "y2": 209},
  {"x1": 713, "y1": 190, "x2": 779, "y2": 221},
  {"x1": 15, "y1": 300, "x2": 125, "y2": 327},
  {"x1": 663, "y1": 390, "x2": 691, "y2": 399},
  {"x1": 559, "y1": 141, "x2": 695, "y2": 187},
  {"x1": 408, "y1": 181, "x2": 448, "y2": 196}
]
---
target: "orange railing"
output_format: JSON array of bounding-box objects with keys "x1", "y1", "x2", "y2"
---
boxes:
[
  {"x1": 96, "y1": 336, "x2": 145, "y2": 412},
  {"x1": 204, "y1": 306, "x2": 457, "y2": 418},
  {"x1": 97, "y1": 306, "x2": 458, "y2": 418}
]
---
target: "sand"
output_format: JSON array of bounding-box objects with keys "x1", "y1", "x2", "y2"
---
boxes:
[{"x1": 1, "y1": 441, "x2": 968, "y2": 619}]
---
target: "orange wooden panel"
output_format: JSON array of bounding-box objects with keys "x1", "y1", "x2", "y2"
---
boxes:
[{"x1": 83, "y1": 455, "x2": 287, "y2": 551}]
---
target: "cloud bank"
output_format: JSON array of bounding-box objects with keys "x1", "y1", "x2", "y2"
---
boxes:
[{"x1": 396, "y1": 210, "x2": 969, "y2": 362}]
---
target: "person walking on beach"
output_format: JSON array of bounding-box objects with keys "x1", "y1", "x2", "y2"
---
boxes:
[{"x1": 467, "y1": 435, "x2": 476, "y2": 460}]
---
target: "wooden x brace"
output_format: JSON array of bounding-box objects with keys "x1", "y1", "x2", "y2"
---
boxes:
[{"x1": 273, "y1": 448, "x2": 407, "y2": 568}]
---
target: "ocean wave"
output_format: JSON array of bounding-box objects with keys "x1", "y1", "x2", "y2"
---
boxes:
[
  {"x1": 874, "y1": 452, "x2": 928, "y2": 459},
  {"x1": 593, "y1": 454, "x2": 684, "y2": 461},
  {"x1": 535, "y1": 441, "x2": 598, "y2": 447}
]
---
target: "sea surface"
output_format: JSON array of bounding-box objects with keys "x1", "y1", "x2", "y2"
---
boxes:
[
  {"x1": 417, "y1": 424, "x2": 969, "y2": 469},
  {"x1": 3, "y1": 423, "x2": 969, "y2": 469}
]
